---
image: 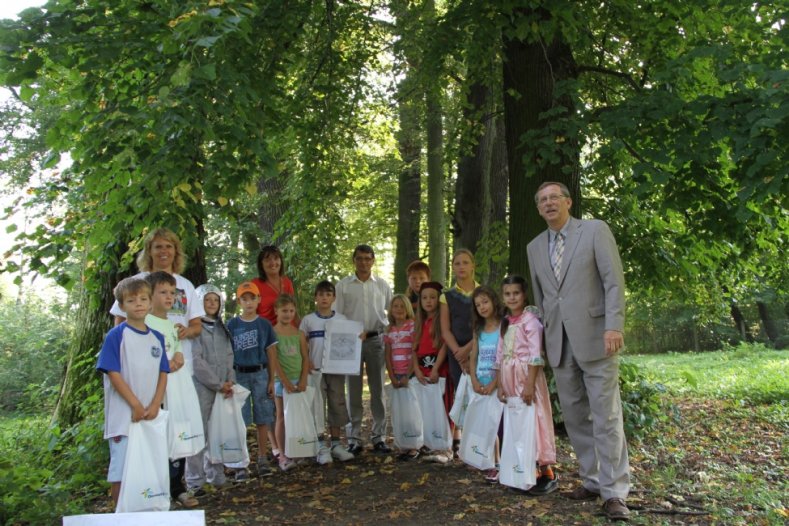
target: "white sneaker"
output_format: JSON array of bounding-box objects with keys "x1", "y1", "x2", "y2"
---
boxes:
[
  {"x1": 177, "y1": 491, "x2": 198, "y2": 507},
  {"x1": 331, "y1": 444, "x2": 355, "y2": 462},
  {"x1": 317, "y1": 445, "x2": 333, "y2": 465},
  {"x1": 279, "y1": 457, "x2": 297, "y2": 472}
]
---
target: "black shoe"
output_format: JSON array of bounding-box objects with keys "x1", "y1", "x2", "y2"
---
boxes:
[
  {"x1": 347, "y1": 443, "x2": 363, "y2": 455},
  {"x1": 528, "y1": 473, "x2": 559, "y2": 496},
  {"x1": 373, "y1": 441, "x2": 392, "y2": 454}
]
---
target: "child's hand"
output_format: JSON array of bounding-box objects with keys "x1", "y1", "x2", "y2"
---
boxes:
[
  {"x1": 415, "y1": 371, "x2": 427, "y2": 385},
  {"x1": 131, "y1": 403, "x2": 145, "y2": 422},
  {"x1": 521, "y1": 382, "x2": 535, "y2": 405},
  {"x1": 284, "y1": 381, "x2": 297, "y2": 394},
  {"x1": 297, "y1": 379, "x2": 307, "y2": 392},
  {"x1": 482, "y1": 383, "x2": 495, "y2": 396},
  {"x1": 172, "y1": 352, "x2": 185, "y2": 369},
  {"x1": 144, "y1": 404, "x2": 160, "y2": 420},
  {"x1": 471, "y1": 380, "x2": 481, "y2": 393},
  {"x1": 429, "y1": 369, "x2": 439, "y2": 384},
  {"x1": 268, "y1": 382, "x2": 275, "y2": 397},
  {"x1": 359, "y1": 332, "x2": 367, "y2": 341},
  {"x1": 175, "y1": 323, "x2": 188, "y2": 340}
]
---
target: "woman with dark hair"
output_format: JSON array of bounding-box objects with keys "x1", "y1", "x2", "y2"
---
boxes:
[{"x1": 251, "y1": 245, "x2": 298, "y2": 326}]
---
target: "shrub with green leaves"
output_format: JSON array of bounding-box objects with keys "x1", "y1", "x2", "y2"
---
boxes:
[
  {"x1": 0, "y1": 391, "x2": 106, "y2": 524},
  {"x1": 0, "y1": 298, "x2": 70, "y2": 412},
  {"x1": 546, "y1": 359, "x2": 668, "y2": 440}
]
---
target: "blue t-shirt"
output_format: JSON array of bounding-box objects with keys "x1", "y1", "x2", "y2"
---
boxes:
[
  {"x1": 227, "y1": 316, "x2": 278, "y2": 367},
  {"x1": 476, "y1": 329, "x2": 499, "y2": 386}
]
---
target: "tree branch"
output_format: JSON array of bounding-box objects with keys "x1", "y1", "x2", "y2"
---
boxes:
[{"x1": 578, "y1": 65, "x2": 642, "y2": 91}]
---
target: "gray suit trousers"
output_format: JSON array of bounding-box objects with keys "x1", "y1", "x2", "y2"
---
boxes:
[{"x1": 553, "y1": 331, "x2": 630, "y2": 500}]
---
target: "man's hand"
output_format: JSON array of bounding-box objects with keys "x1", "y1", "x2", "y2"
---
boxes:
[{"x1": 604, "y1": 330, "x2": 625, "y2": 356}]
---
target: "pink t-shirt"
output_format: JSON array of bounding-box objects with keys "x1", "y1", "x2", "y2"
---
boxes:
[{"x1": 384, "y1": 319, "x2": 415, "y2": 375}]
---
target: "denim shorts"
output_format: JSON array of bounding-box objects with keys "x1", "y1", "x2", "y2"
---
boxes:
[
  {"x1": 107, "y1": 435, "x2": 128, "y2": 482},
  {"x1": 235, "y1": 369, "x2": 275, "y2": 426},
  {"x1": 274, "y1": 377, "x2": 299, "y2": 398}
]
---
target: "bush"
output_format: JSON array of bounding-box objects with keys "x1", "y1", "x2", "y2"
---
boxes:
[
  {"x1": 546, "y1": 359, "x2": 668, "y2": 440},
  {"x1": 0, "y1": 298, "x2": 70, "y2": 412},
  {"x1": 0, "y1": 393, "x2": 107, "y2": 525}
]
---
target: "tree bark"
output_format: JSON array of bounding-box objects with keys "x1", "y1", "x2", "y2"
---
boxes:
[
  {"x1": 454, "y1": 81, "x2": 490, "y2": 254},
  {"x1": 756, "y1": 301, "x2": 779, "y2": 345},
  {"x1": 502, "y1": 8, "x2": 579, "y2": 279},
  {"x1": 730, "y1": 302, "x2": 751, "y2": 342},
  {"x1": 55, "y1": 243, "x2": 128, "y2": 426},
  {"x1": 426, "y1": 89, "x2": 446, "y2": 284},
  {"x1": 394, "y1": 80, "x2": 422, "y2": 294}
]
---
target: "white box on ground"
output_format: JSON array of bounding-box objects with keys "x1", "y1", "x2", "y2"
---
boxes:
[{"x1": 63, "y1": 510, "x2": 205, "y2": 526}]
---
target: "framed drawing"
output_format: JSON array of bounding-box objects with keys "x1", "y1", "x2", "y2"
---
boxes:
[{"x1": 321, "y1": 320, "x2": 364, "y2": 375}]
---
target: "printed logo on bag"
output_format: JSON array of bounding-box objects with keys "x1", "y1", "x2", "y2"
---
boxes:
[
  {"x1": 403, "y1": 431, "x2": 421, "y2": 438},
  {"x1": 220, "y1": 442, "x2": 241, "y2": 452},
  {"x1": 471, "y1": 445, "x2": 488, "y2": 458},
  {"x1": 140, "y1": 488, "x2": 168, "y2": 499},
  {"x1": 431, "y1": 431, "x2": 446, "y2": 439},
  {"x1": 297, "y1": 437, "x2": 319, "y2": 445},
  {"x1": 511, "y1": 464, "x2": 525, "y2": 474},
  {"x1": 178, "y1": 431, "x2": 204, "y2": 442},
  {"x1": 150, "y1": 344, "x2": 162, "y2": 358}
]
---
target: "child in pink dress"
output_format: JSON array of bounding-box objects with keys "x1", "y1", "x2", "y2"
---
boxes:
[{"x1": 494, "y1": 275, "x2": 557, "y2": 495}]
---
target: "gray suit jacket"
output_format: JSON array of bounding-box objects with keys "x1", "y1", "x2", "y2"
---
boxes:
[{"x1": 527, "y1": 217, "x2": 625, "y2": 367}]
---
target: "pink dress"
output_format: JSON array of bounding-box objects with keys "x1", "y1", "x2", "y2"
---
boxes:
[{"x1": 494, "y1": 308, "x2": 556, "y2": 466}]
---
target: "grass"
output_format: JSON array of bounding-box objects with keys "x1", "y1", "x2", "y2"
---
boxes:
[
  {"x1": 626, "y1": 343, "x2": 788, "y2": 422},
  {"x1": 623, "y1": 343, "x2": 788, "y2": 525}
]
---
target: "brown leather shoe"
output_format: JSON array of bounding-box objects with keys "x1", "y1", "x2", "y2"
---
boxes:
[
  {"x1": 603, "y1": 498, "x2": 630, "y2": 521},
  {"x1": 565, "y1": 485, "x2": 600, "y2": 500}
]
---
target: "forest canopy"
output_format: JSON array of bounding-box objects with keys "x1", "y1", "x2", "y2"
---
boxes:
[{"x1": 0, "y1": 1, "x2": 786, "y2": 423}]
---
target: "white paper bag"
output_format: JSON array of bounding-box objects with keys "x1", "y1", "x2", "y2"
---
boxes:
[
  {"x1": 499, "y1": 397, "x2": 537, "y2": 490},
  {"x1": 387, "y1": 383, "x2": 423, "y2": 450},
  {"x1": 207, "y1": 385, "x2": 250, "y2": 466},
  {"x1": 458, "y1": 390, "x2": 504, "y2": 470},
  {"x1": 307, "y1": 371, "x2": 325, "y2": 434},
  {"x1": 116, "y1": 411, "x2": 170, "y2": 513},
  {"x1": 283, "y1": 386, "x2": 320, "y2": 458},
  {"x1": 449, "y1": 373, "x2": 471, "y2": 428},
  {"x1": 164, "y1": 368, "x2": 206, "y2": 459},
  {"x1": 411, "y1": 378, "x2": 451, "y2": 451}
]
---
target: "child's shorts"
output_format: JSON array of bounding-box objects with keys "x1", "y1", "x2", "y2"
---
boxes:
[
  {"x1": 107, "y1": 435, "x2": 128, "y2": 482},
  {"x1": 235, "y1": 368, "x2": 275, "y2": 426},
  {"x1": 274, "y1": 377, "x2": 300, "y2": 398},
  {"x1": 322, "y1": 373, "x2": 349, "y2": 428}
]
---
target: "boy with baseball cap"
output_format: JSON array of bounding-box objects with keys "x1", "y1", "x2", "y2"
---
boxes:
[{"x1": 226, "y1": 281, "x2": 279, "y2": 479}]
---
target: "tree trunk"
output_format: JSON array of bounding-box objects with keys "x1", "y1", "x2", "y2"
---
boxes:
[
  {"x1": 502, "y1": 8, "x2": 579, "y2": 279},
  {"x1": 425, "y1": 0, "x2": 446, "y2": 284},
  {"x1": 486, "y1": 110, "x2": 509, "y2": 286},
  {"x1": 394, "y1": 80, "x2": 422, "y2": 294},
  {"x1": 55, "y1": 244, "x2": 128, "y2": 426},
  {"x1": 426, "y1": 87, "x2": 446, "y2": 284},
  {"x1": 454, "y1": 81, "x2": 490, "y2": 254},
  {"x1": 756, "y1": 301, "x2": 779, "y2": 345},
  {"x1": 182, "y1": 213, "x2": 207, "y2": 287},
  {"x1": 730, "y1": 302, "x2": 751, "y2": 342}
]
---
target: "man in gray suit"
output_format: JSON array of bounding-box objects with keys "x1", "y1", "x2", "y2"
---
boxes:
[{"x1": 527, "y1": 181, "x2": 631, "y2": 521}]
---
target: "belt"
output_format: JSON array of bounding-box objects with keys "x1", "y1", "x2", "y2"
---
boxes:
[
  {"x1": 233, "y1": 364, "x2": 263, "y2": 373},
  {"x1": 365, "y1": 331, "x2": 381, "y2": 339}
]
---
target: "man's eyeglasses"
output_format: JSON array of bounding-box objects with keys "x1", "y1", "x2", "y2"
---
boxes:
[{"x1": 537, "y1": 194, "x2": 568, "y2": 205}]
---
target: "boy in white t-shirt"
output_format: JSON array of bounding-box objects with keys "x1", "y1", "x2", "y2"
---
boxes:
[
  {"x1": 299, "y1": 280, "x2": 354, "y2": 463},
  {"x1": 96, "y1": 277, "x2": 169, "y2": 507}
]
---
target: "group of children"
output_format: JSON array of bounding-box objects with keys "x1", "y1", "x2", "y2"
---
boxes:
[
  {"x1": 98, "y1": 271, "x2": 558, "y2": 512},
  {"x1": 384, "y1": 275, "x2": 557, "y2": 492}
]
